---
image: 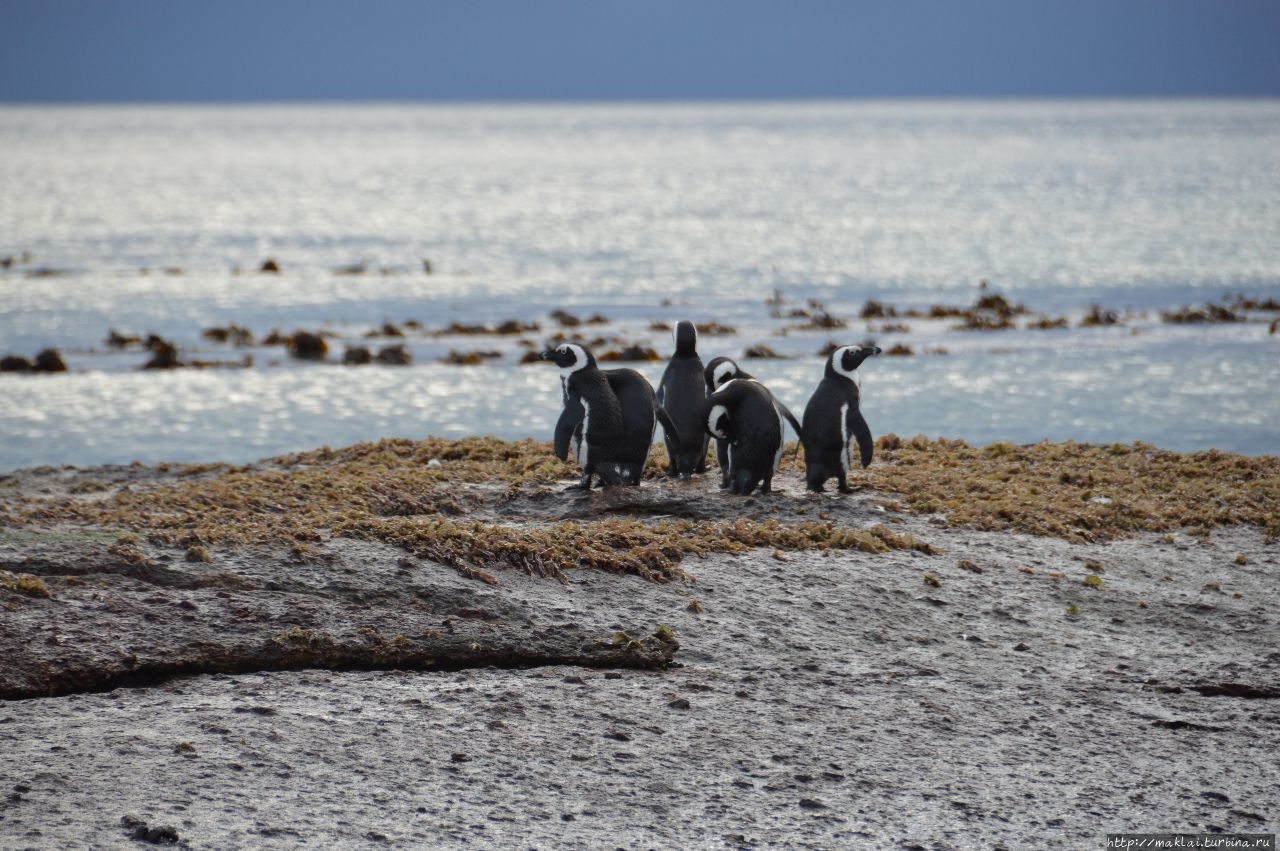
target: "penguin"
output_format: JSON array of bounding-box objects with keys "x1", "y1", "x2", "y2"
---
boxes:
[
  {"x1": 656, "y1": 320, "x2": 708, "y2": 479},
  {"x1": 703, "y1": 378, "x2": 804, "y2": 495},
  {"x1": 538, "y1": 343, "x2": 625, "y2": 488},
  {"x1": 603, "y1": 367, "x2": 681, "y2": 485},
  {"x1": 801, "y1": 345, "x2": 881, "y2": 493},
  {"x1": 702, "y1": 356, "x2": 802, "y2": 489}
]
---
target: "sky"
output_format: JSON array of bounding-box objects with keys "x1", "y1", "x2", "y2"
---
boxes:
[{"x1": 2, "y1": 0, "x2": 1279, "y2": 102}]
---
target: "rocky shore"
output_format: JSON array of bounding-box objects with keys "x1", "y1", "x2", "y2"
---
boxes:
[{"x1": 1, "y1": 438, "x2": 1277, "y2": 848}]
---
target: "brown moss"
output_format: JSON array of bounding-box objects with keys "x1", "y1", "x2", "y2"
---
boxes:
[
  {"x1": 1, "y1": 570, "x2": 51, "y2": 598},
  {"x1": 695, "y1": 322, "x2": 737, "y2": 336},
  {"x1": 870, "y1": 435, "x2": 1280, "y2": 542},
  {"x1": 884, "y1": 343, "x2": 914, "y2": 356},
  {"x1": 742, "y1": 344, "x2": 782, "y2": 359}
]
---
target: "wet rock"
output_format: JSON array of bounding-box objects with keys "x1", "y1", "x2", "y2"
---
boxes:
[
  {"x1": 1080, "y1": 304, "x2": 1120, "y2": 326},
  {"x1": 333, "y1": 261, "x2": 367, "y2": 276},
  {"x1": 375, "y1": 344, "x2": 412, "y2": 366},
  {"x1": 798, "y1": 798, "x2": 827, "y2": 810},
  {"x1": 494, "y1": 319, "x2": 539, "y2": 335},
  {"x1": 742, "y1": 345, "x2": 782, "y2": 359},
  {"x1": 1161, "y1": 303, "x2": 1241, "y2": 324},
  {"x1": 668, "y1": 697, "x2": 691, "y2": 710},
  {"x1": 287, "y1": 332, "x2": 329, "y2": 361},
  {"x1": 695, "y1": 321, "x2": 736, "y2": 336},
  {"x1": 884, "y1": 343, "x2": 914, "y2": 356},
  {"x1": 142, "y1": 338, "x2": 182, "y2": 370},
  {"x1": 259, "y1": 258, "x2": 280, "y2": 273},
  {"x1": 550, "y1": 309, "x2": 581, "y2": 327},
  {"x1": 598, "y1": 346, "x2": 659, "y2": 362},
  {"x1": 343, "y1": 346, "x2": 373, "y2": 365},
  {"x1": 860, "y1": 299, "x2": 894, "y2": 319},
  {"x1": 106, "y1": 329, "x2": 144, "y2": 349},
  {"x1": 201, "y1": 325, "x2": 254, "y2": 346},
  {"x1": 34, "y1": 348, "x2": 69, "y2": 372},
  {"x1": 439, "y1": 349, "x2": 500, "y2": 366},
  {"x1": 1, "y1": 354, "x2": 34, "y2": 372}
]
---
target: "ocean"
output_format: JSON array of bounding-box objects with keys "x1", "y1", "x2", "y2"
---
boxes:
[{"x1": 1, "y1": 100, "x2": 1277, "y2": 471}]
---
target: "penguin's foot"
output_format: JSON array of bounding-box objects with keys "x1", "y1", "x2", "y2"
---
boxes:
[{"x1": 837, "y1": 484, "x2": 854, "y2": 494}]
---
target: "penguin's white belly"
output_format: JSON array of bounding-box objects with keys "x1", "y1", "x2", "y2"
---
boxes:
[
  {"x1": 839, "y1": 402, "x2": 850, "y2": 472},
  {"x1": 578, "y1": 399, "x2": 590, "y2": 466}
]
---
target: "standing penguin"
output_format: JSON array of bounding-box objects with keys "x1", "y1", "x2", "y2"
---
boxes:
[
  {"x1": 801, "y1": 345, "x2": 881, "y2": 493},
  {"x1": 603, "y1": 367, "x2": 681, "y2": 485},
  {"x1": 703, "y1": 356, "x2": 801, "y2": 489},
  {"x1": 539, "y1": 343, "x2": 625, "y2": 488},
  {"x1": 657, "y1": 320, "x2": 708, "y2": 479},
  {"x1": 703, "y1": 378, "x2": 803, "y2": 495}
]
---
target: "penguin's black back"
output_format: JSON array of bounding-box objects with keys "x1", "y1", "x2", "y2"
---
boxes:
[
  {"x1": 705, "y1": 379, "x2": 784, "y2": 494},
  {"x1": 659, "y1": 321, "x2": 708, "y2": 476},
  {"x1": 605, "y1": 368, "x2": 658, "y2": 476}
]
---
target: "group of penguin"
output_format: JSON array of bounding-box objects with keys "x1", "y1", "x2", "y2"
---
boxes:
[{"x1": 539, "y1": 320, "x2": 880, "y2": 495}]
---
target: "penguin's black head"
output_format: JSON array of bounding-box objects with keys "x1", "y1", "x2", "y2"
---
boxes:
[
  {"x1": 538, "y1": 343, "x2": 594, "y2": 372},
  {"x1": 705, "y1": 356, "x2": 743, "y2": 391},
  {"x1": 829, "y1": 345, "x2": 881, "y2": 379},
  {"x1": 673, "y1": 320, "x2": 698, "y2": 357}
]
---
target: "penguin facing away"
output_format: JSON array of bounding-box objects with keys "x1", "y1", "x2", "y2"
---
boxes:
[
  {"x1": 702, "y1": 377, "x2": 803, "y2": 495},
  {"x1": 538, "y1": 343, "x2": 625, "y2": 488},
  {"x1": 703, "y1": 356, "x2": 802, "y2": 489},
  {"x1": 603, "y1": 367, "x2": 681, "y2": 485},
  {"x1": 657, "y1": 320, "x2": 708, "y2": 479},
  {"x1": 801, "y1": 345, "x2": 881, "y2": 493}
]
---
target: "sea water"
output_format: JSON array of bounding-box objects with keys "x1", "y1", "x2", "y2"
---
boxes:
[{"x1": 1, "y1": 100, "x2": 1278, "y2": 471}]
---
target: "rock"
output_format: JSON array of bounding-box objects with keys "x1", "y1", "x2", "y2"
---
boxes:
[
  {"x1": 343, "y1": 346, "x2": 372, "y2": 365},
  {"x1": 598, "y1": 346, "x2": 659, "y2": 362},
  {"x1": 106, "y1": 329, "x2": 143, "y2": 349},
  {"x1": 1, "y1": 355, "x2": 34, "y2": 372},
  {"x1": 668, "y1": 698, "x2": 691, "y2": 710},
  {"x1": 742, "y1": 345, "x2": 781, "y2": 359},
  {"x1": 798, "y1": 798, "x2": 827, "y2": 810},
  {"x1": 259, "y1": 258, "x2": 280, "y2": 273},
  {"x1": 34, "y1": 348, "x2": 68, "y2": 372},
  {"x1": 142, "y1": 338, "x2": 182, "y2": 370},
  {"x1": 287, "y1": 332, "x2": 329, "y2": 361},
  {"x1": 375, "y1": 344, "x2": 412, "y2": 366}
]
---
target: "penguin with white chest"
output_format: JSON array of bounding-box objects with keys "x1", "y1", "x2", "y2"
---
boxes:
[
  {"x1": 657, "y1": 320, "x2": 708, "y2": 479},
  {"x1": 539, "y1": 343, "x2": 626, "y2": 488},
  {"x1": 703, "y1": 356, "x2": 802, "y2": 490},
  {"x1": 801, "y1": 345, "x2": 881, "y2": 493},
  {"x1": 703, "y1": 377, "x2": 804, "y2": 495}
]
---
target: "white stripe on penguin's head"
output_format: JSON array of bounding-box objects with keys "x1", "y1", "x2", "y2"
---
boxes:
[
  {"x1": 713, "y1": 360, "x2": 738, "y2": 389},
  {"x1": 832, "y1": 346, "x2": 863, "y2": 381},
  {"x1": 558, "y1": 343, "x2": 590, "y2": 375}
]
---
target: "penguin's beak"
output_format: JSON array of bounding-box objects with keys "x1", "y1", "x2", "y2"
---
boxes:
[
  {"x1": 867, "y1": 346, "x2": 882, "y2": 356},
  {"x1": 537, "y1": 350, "x2": 556, "y2": 361}
]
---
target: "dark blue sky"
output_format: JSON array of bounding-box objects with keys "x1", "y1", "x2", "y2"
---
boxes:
[{"x1": 3, "y1": 0, "x2": 1279, "y2": 102}]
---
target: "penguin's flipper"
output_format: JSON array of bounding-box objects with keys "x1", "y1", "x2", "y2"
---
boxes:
[
  {"x1": 553, "y1": 401, "x2": 584, "y2": 461},
  {"x1": 655, "y1": 404, "x2": 681, "y2": 447},
  {"x1": 847, "y1": 407, "x2": 874, "y2": 468}
]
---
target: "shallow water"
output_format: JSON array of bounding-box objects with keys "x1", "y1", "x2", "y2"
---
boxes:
[{"x1": 1, "y1": 100, "x2": 1278, "y2": 470}]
